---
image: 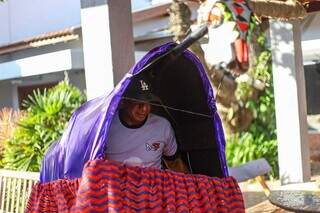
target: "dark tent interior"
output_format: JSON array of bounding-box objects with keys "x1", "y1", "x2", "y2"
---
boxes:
[{"x1": 122, "y1": 54, "x2": 224, "y2": 178}]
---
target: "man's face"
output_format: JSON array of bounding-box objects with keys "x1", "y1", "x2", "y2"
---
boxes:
[{"x1": 123, "y1": 101, "x2": 151, "y2": 125}]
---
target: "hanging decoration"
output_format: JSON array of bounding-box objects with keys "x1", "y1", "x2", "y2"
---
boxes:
[{"x1": 197, "y1": 0, "x2": 252, "y2": 74}]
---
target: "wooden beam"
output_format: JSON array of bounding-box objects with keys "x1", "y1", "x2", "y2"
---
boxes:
[
  {"x1": 306, "y1": 1, "x2": 320, "y2": 13},
  {"x1": 132, "y1": 3, "x2": 171, "y2": 23},
  {"x1": 132, "y1": 1, "x2": 200, "y2": 23}
]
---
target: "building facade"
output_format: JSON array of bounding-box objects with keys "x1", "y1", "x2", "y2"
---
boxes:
[
  {"x1": 0, "y1": 0, "x2": 175, "y2": 109},
  {"x1": 0, "y1": 0, "x2": 319, "y2": 112}
]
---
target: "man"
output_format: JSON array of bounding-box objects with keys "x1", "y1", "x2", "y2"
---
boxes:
[{"x1": 105, "y1": 77, "x2": 188, "y2": 173}]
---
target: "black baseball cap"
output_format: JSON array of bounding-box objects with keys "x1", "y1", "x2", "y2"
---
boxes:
[{"x1": 122, "y1": 76, "x2": 161, "y2": 104}]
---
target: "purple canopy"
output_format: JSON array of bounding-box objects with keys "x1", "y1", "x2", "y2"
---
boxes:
[{"x1": 40, "y1": 42, "x2": 229, "y2": 183}]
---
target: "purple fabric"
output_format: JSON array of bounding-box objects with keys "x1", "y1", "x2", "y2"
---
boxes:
[{"x1": 40, "y1": 42, "x2": 228, "y2": 183}]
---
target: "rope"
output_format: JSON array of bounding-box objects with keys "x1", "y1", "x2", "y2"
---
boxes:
[
  {"x1": 121, "y1": 97, "x2": 213, "y2": 118},
  {"x1": 216, "y1": 71, "x2": 225, "y2": 98}
]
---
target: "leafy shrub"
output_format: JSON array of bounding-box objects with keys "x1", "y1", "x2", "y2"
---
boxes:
[
  {"x1": 0, "y1": 108, "x2": 25, "y2": 168},
  {"x1": 226, "y1": 79, "x2": 278, "y2": 178},
  {"x1": 2, "y1": 78, "x2": 86, "y2": 171},
  {"x1": 226, "y1": 29, "x2": 278, "y2": 178}
]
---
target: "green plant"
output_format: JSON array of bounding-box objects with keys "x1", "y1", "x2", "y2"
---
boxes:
[
  {"x1": 227, "y1": 77, "x2": 278, "y2": 178},
  {"x1": 226, "y1": 20, "x2": 278, "y2": 178},
  {"x1": 2, "y1": 78, "x2": 86, "y2": 171}
]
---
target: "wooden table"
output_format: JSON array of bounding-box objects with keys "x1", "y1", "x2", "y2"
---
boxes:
[{"x1": 269, "y1": 190, "x2": 320, "y2": 213}]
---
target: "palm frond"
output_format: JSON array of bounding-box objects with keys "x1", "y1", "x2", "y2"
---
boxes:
[{"x1": 2, "y1": 79, "x2": 86, "y2": 171}]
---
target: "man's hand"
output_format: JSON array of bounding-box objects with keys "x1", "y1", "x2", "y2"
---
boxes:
[{"x1": 163, "y1": 157, "x2": 189, "y2": 174}]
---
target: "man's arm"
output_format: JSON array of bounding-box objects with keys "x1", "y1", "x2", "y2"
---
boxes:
[
  {"x1": 163, "y1": 153, "x2": 189, "y2": 174},
  {"x1": 163, "y1": 120, "x2": 189, "y2": 173}
]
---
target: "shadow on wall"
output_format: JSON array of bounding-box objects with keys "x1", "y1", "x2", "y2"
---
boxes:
[{"x1": 270, "y1": 21, "x2": 301, "y2": 79}]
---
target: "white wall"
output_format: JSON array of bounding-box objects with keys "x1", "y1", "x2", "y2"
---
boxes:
[
  {"x1": 133, "y1": 16, "x2": 169, "y2": 38},
  {"x1": 131, "y1": 0, "x2": 171, "y2": 11},
  {"x1": 301, "y1": 13, "x2": 320, "y2": 63},
  {"x1": 0, "y1": 2, "x2": 10, "y2": 45},
  {"x1": 0, "y1": 49, "x2": 74, "y2": 81},
  {"x1": 131, "y1": 0, "x2": 151, "y2": 11},
  {"x1": 301, "y1": 13, "x2": 320, "y2": 41},
  {"x1": 0, "y1": 0, "x2": 81, "y2": 45}
]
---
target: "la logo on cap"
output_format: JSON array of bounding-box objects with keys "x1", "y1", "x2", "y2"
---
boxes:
[{"x1": 140, "y1": 80, "x2": 149, "y2": 91}]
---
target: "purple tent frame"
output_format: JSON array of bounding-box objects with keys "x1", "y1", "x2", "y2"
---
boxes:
[{"x1": 40, "y1": 42, "x2": 229, "y2": 183}]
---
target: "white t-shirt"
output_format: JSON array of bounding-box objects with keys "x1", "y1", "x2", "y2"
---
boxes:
[{"x1": 105, "y1": 112, "x2": 177, "y2": 168}]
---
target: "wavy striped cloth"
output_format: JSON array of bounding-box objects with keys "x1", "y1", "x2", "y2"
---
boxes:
[{"x1": 27, "y1": 159, "x2": 244, "y2": 212}]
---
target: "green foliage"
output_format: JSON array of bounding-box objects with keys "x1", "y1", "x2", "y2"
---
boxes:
[
  {"x1": 226, "y1": 23, "x2": 278, "y2": 178},
  {"x1": 235, "y1": 81, "x2": 253, "y2": 103},
  {"x1": 215, "y1": 3, "x2": 233, "y2": 22},
  {"x1": 253, "y1": 49, "x2": 272, "y2": 82},
  {"x1": 2, "y1": 79, "x2": 86, "y2": 172},
  {"x1": 227, "y1": 76, "x2": 278, "y2": 177}
]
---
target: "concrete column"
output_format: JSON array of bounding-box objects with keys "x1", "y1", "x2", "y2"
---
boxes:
[
  {"x1": 270, "y1": 20, "x2": 310, "y2": 184},
  {"x1": 80, "y1": 0, "x2": 135, "y2": 100},
  {"x1": 11, "y1": 83, "x2": 19, "y2": 110}
]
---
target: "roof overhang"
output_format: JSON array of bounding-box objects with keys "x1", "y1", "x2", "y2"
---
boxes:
[
  {"x1": 132, "y1": 2, "x2": 171, "y2": 23},
  {"x1": 0, "y1": 48, "x2": 83, "y2": 81},
  {"x1": 0, "y1": 27, "x2": 81, "y2": 55}
]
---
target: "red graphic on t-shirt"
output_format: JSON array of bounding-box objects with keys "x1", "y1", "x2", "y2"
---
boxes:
[{"x1": 146, "y1": 142, "x2": 160, "y2": 151}]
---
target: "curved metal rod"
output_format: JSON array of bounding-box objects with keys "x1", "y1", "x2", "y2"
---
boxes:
[{"x1": 137, "y1": 24, "x2": 209, "y2": 74}]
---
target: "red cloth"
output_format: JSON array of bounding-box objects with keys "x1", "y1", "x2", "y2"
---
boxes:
[
  {"x1": 234, "y1": 39, "x2": 248, "y2": 64},
  {"x1": 27, "y1": 160, "x2": 245, "y2": 212}
]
